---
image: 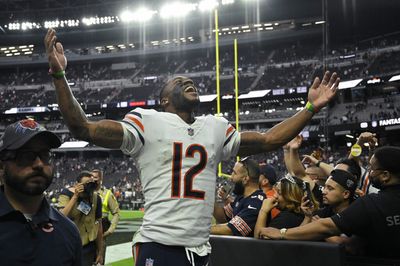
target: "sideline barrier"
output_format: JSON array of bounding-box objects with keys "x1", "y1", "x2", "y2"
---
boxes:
[
  {"x1": 209, "y1": 235, "x2": 345, "y2": 266},
  {"x1": 209, "y1": 236, "x2": 400, "y2": 266}
]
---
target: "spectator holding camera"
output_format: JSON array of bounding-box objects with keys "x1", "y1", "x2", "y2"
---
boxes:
[{"x1": 58, "y1": 171, "x2": 104, "y2": 266}]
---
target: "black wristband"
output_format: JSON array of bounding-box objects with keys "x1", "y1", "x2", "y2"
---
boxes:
[{"x1": 316, "y1": 161, "x2": 321, "y2": 167}]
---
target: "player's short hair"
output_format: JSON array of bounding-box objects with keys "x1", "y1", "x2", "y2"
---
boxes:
[{"x1": 239, "y1": 157, "x2": 260, "y2": 183}]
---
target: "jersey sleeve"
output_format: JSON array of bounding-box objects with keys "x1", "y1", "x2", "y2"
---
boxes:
[
  {"x1": 120, "y1": 109, "x2": 146, "y2": 155},
  {"x1": 219, "y1": 118, "x2": 241, "y2": 161},
  {"x1": 227, "y1": 194, "x2": 264, "y2": 237}
]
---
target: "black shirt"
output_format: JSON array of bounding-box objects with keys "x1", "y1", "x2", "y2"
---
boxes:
[
  {"x1": 331, "y1": 184, "x2": 400, "y2": 259},
  {"x1": 314, "y1": 206, "x2": 335, "y2": 218},
  {"x1": 268, "y1": 210, "x2": 304, "y2": 229},
  {"x1": 0, "y1": 187, "x2": 82, "y2": 266}
]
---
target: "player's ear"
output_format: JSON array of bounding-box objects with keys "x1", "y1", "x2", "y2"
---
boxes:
[{"x1": 160, "y1": 98, "x2": 169, "y2": 108}]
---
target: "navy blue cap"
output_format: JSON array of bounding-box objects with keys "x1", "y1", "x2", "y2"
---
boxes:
[
  {"x1": 0, "y1": 119, "x2": 61, "y2": 152},
  {"x1": 259, "y1": 164, "x2": 277, "y2": 186}
]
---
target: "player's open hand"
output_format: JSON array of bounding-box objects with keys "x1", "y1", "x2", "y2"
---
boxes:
[
  {"x1": 307, "y1": 71, "x2": 340, "y2": 112},
  {"x1": 44, "y1": 28, "x2": 67, "y2": 73}
]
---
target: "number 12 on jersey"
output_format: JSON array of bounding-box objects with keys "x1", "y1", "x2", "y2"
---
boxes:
[{"x1": 171, "y1": 142, "x2": 208, "y2": 200}]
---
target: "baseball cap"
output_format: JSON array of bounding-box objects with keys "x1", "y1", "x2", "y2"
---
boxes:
[
  {"x1": 259, "y1": 164, "x2": 277, "y2": 186},
  {"x1": 329, "y1": 169, "x2": 357, "y2": 193},
  {"x1": 0, "y1": 119, "x2": 61, "y2": 152}
]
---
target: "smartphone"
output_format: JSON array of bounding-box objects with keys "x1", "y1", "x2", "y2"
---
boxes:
[
  {"x1": 222, "y1": 181, "x2": 233, "y2": 196},
  {"x1": 304, "y1": 182, "x2": 314, "y2": 208}
]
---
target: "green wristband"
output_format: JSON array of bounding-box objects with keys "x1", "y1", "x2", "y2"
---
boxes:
[
  {"x1": 51, "y1": 70, "x2": 65, "y2": 79},
  {"x1": 305, "y1": 101, "x2": 317, "y2": 114}
]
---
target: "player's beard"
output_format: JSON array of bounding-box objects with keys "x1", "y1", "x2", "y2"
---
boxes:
[
  {"x1": 233, "y1": 181, "x2": 245, "y2": 196},
  {"x1": 171, "y1": 84, "x2": 200, "y2": 113},
  {"x1": 3, "y1": 166, "x2": 53, "y2": 196}
]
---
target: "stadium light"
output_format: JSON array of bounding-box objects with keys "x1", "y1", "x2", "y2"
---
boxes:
[
  {"x1": 338, "y1": 79, "x2": 362, "y2": 90},
  {"x1": 44, "y1": 19, "x2": 79, "y2": 29},
  {"x1": 121, "y1": 8, "x2": 157, "y2": 22},
  {"x1": 120, "y1": 10, "x2": 134, "y2": 22},
  {"x1": 160, "y1": 2, "x2": 197, "y2": 19},
  {"x1": 221, "y1": 0, "x2": 235, "y2": 4},
  {"x1": 198, "y1": 0, "x2": 219, "y2": 12},
  {"x1": 82, "y1": 16, "x2": 116, "y2": 26},
  {"x1": 389, "y1": 74, "x2": 400, "y2": 82}
]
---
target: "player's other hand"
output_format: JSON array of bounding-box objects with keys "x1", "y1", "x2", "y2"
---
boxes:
[
  {"x1": 307, "y1": 71, "x2": 340, "y2": 112},
  {"x1": 44, "y1": 28, "x2": 67, "y2": 73}
]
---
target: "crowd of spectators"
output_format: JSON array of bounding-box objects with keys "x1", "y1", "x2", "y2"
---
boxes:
[{"x1": 2, "y1": 36, "x2": 400, "y2": 112}]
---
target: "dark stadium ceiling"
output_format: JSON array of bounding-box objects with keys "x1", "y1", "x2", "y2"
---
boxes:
[{"x1": 0, "y1": 0, "x2": 399, "y2": 45}]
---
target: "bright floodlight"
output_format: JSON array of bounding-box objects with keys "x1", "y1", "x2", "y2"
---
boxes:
[
  {"x1": 120, "y1": 8, "x2": 156, "y2": 22},
  {"x1": 222, "y1": 0, "x2": 235, "y2": 4},
  {"x1": 160, "y1": 2, "x2": 197, "y2": 19},
  {"x1": 199, "y1": 0, "x2": 219, "y2": 11},
  {"x1": 133, "y1": 8, "x2": 157, "y2": 22},
  {"x1": 120, "y1": 10, "x2": 134, "y2": 22}
]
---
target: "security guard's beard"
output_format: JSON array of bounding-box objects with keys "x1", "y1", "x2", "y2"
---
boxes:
[
  {"x1": 171, "y1": 85, "x2": 199, "y2": 113},
  {"x1": 369, "y1": 177, "x2": 384, "y2": 189},
  {"x1": 3, "y1": 166, "x2": 53, "y2": 196}
]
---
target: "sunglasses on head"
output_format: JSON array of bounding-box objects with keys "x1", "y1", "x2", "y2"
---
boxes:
[{"x1": 239, "y1": 157, "x2": 251, "y2": 175}]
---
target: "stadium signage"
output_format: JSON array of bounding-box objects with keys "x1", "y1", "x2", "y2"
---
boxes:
[
  {"x1": 4, "y1": 106, "x2": 49, "y2": 114},
  {"x1": 379, "y1": 118, "x2": 400, "y2": 126}
]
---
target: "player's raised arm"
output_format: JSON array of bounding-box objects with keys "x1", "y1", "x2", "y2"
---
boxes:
[
  {"x1": 44, "y1": 28, "x2": 123, "y2": 149},
  {"x1": 238, "y1": 71, "x2": 339, "y2": 156}
]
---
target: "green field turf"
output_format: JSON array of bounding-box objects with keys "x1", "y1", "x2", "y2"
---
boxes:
[
  {"x1": 107, "y1": 257, "x2": 134, "y2": 266},
  {"x1": 112, "y1": 210, "x2": 144, "y2": 221}
]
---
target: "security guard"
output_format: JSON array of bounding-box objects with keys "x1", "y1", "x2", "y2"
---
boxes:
[{"x1": 92, "y1": 169, "x2": 120, "y2": 261}]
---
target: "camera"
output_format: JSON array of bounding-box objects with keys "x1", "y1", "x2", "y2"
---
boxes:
[{"x1": 84, "y1": 182, "x2": 97, "y2": 195}]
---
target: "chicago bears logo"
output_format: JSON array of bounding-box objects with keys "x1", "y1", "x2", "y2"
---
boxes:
[
  {"x1": 19, "y1": 119, "x2": 38, "y2": 130},
  {"x1": 41, "y1": 222, "x2": 54, "y2": 233},
  {"x1": 145, "y1": 258, "x2": 154, "y2": 266}
]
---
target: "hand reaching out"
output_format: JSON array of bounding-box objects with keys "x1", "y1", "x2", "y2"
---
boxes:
[
  {"x1": 356, "y1": 132, "x2": 378, "y2": 149},
  {"x1": 44, "y1": 28, "x2": 67, "y2": 73},
  {"x1": 308, "y1": 71, "x2": 340, "y2": 112},
  {"x1": 302, "y1": 154, "x2": 319, "y2": 165},
  {"x1": 287, "y1": 135, "x2": 303, "y2": 150}
]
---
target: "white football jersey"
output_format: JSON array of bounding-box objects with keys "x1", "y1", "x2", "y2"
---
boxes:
[{"x1": 120, "y1": 108, "x2": 240, "y2": 247}]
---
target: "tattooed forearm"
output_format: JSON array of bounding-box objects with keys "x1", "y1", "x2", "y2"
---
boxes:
[
  {"x1": 53, "y1": 77, "x2": 124, "y2": 148},
  {"x1": 92, "y1": 120, "x2": 124, "y2": 148},
  {"x1": 53, "y1": 77, "x2": 89, "y2": 138}
]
